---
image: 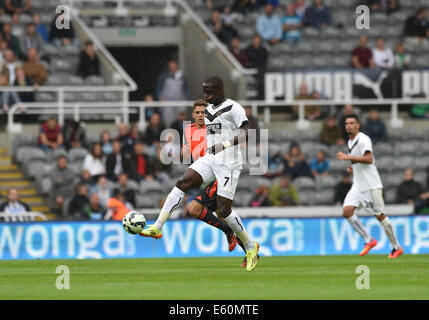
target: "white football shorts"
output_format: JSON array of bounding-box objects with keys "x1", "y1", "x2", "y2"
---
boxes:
[
  {"x1": 189, "y1": 153, "x2": 241, "y2": 200},
  {"x1": 343, "y1": 187, "x2": 386, "y2": 216}
]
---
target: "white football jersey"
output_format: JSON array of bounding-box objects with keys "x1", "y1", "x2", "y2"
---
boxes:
[
  {"x1": 347, "y1": 132, "x2": 383, "y2": 192},
  {"x1": 204, "y1": 98, "x2": 248, "y2": 168}
]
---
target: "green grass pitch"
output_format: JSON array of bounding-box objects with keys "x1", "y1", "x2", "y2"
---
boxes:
[{"x1": 1, "y1": 255, "x2": 429, "y2": 299}]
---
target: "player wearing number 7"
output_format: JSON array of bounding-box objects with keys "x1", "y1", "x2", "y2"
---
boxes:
[
  {"x1": 336, "y1": 114, "x2": 403, "y2": 258},
  {"x1": 140, "y1": 76, "x2": 260, "y2": 271}
]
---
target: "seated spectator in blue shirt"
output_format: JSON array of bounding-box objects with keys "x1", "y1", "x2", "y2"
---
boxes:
[
  {"x1": 33, "y1": 13, "x2": 49, "y2": 43},
  {"x1": 256, "y1": 4, "x2": 282, "y2": 45},
  {"x1": 282, "y1": 4, "x2": 302, "y2": 44},
  {"x1": 303, "y1": 0, "x2": 332, "y2": 29},
  {"x1": 362, "y1": 109, "x2": 388, "y2": 144},
  {"x1": 283, "y1": 142, "x2": 313, "y2": 180},
  {"x1": 310, "y1": 150, "x2": 330, "y2": 177}
]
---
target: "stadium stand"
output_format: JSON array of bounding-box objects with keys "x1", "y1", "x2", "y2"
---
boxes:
[{"x1": 1, "y1": 0, "x2": 429, "y2": 221}]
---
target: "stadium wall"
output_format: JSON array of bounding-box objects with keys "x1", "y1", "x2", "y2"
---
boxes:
[{"x1": 1, "y1": 216, "x2": 428, "y2": 260}]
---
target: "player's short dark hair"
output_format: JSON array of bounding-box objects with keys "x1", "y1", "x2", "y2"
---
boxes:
[
  {"x1": 204, "y1": 76, "x2": 223, "y2": 89},
  {"x1": 193, "y1": 99, "x2": 207, "y2": 111},
  {"x1": 344, "y1": 114, "x2": 360, "y2": 124}
]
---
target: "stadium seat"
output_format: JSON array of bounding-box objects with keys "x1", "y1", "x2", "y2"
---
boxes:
[
  {"x1": 139, "y1": 179, "x2": 163, "y2": 193},
  {"x1": 315, "y1": 175, "x2": 337, "y2": 190},
  {"x1": 85, "y1": 75, "x2": 106, "y2": 86},
  {"x1": 374, "y1": 142, "x2": 394, "y2": 157},
  {"x1": 329, "y1": 160, "x2": 348, "y2": 174},
  {"x1": 393, "y1": 156, "x2": 415, "y2": 171},
  {"x1": 298, "y1": 190, "x2": 315, "y2": 206},
  {"x1": 136, "y1": 195, "x2": 156, "y2": 208},
  {"x1": 293, "y1": 176, "x2": 316, "y2": 192},
  {"x1": 395, "y1": 142, "x2": 420, "y2": 156},
  {"x1": 24, "y1": 159, "x2": 49, "y2": 179},
  {"x1": 314, "y1": 188, "x2": 335, "y2": 205},
  {"x1": 36, "y1": 175, "x2": 52, "y2": 196},
  {"x1": 17, "y1": 146, "x2": 46, "y2": 164},
  {"x1": 68, "y1": 148, "x2": 89, "y2": 163},
  {"x1": 35, "y1": 92, "x2": 56, "y2": 102}
]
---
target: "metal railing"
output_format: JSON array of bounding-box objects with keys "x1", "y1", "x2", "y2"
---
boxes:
[
  {"x1": 7, "y1": 97, "x2": 429, "y2": 132},
  {"x1": 0, "y1": 212, "x2": 48, "y2": 222}
]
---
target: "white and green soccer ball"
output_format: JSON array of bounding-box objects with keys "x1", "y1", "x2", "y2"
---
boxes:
[{"x1": 122, "y1": 211, "x2": 146, "y2": 235}]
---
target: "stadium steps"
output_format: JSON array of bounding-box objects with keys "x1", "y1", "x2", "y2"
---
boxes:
[{"x1": 0, "y1": 149, "x2": 53, "y2": 218}]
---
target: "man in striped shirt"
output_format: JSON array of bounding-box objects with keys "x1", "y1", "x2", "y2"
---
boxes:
[{"x1": 0, "y1": 188, "x2": 31, "y2": 222}]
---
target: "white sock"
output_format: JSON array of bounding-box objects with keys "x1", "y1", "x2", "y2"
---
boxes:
[
  {"x1": 224, "y1": 210, "x2": 254, "y2": 251},
  {"x1": 347, "y1": 215, "x2": 372, "y2": 243},
  {"x1": 153, "y1": 187, "x2": 185, "y2": 230},
  {"x1": 380, "y1": 217, "x2": 400, "y2": 250}
]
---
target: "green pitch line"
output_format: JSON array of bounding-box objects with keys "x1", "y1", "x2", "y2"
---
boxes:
[{"x1": 0, "y1": 255, "x2": 428, "y2": 300}]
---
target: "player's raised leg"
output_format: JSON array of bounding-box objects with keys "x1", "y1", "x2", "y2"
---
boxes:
[
  {"x1": 140, "y1": 168, "x2": 203, "y2": 238},
  {"x1": 376, "y1": 213, "x2": 403, "y2": 258},
  {"x1": 343, "y1": 205, "x2": 376, "y2": 256},
  {"x1": 187, "y1": 200, "x2": 237, "y2": 251}
]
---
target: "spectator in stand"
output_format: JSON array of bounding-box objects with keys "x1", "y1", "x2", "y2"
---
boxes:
[
  {"x1": 115, "y1": 122, "x2": 134, "y2": 155},
  {"x1": 282, "y1": 3, "x2": 302, "y2": 45},
  {"x1": 2, "y1": 22, "x2": 20, "y2": 57},
  {"x1": 67, "y1": 183, "x2": 90, "y2": 220},
  {"x1": 100, "y1": 130, "x2": 113, "y2": 155},
  {"x1": 0, "y1": 188, "x2": 31, "y2": 220},
  {"x1": 105, "y1": 191, "x2": 130, "y2": 221},
  {"x1": 22, "y1": 48, "x2": 48, "y2": 85},
  {"x1": 232, "y1": 0, "x2": 258, "y2": 14},
  {"x1": 264, "y1": 150, "x2": 284, "y2": 179},
  {"x1": 246, "y1": 34, "x2": 268, "y2": 99},
  {"x1": 404, "y1": 7, "x2": 429, "y2": 43},
  {"x1": 229, "y1": 36, "x2": 251, "y2": 68},
  {"x1": 351, "y1": 35, "x2": 375, "y2": 69},
  {"x1": 113, "y1": 173, "x2": 136, "y2": 208},
  {"x1": 396, "y1": 168, "x2": 425, "y2": 205},
  {"x1": 283, "y1": 142, "x2": 313, "y2": 180},
  {"x1": 0, "y1": 49, "x2": 21, "y2": 85},
  {"x1": 14, "y1": 66, "x2": 35, "y2": 103},
  {"x1": 33, "y1": 13, "x2": 49, "y2": 43},
  {"x1": 4, "y1": 0, "x2": 31, "y2": 15},
  {"x1": 38, "y1": 116, "x2": 64, "y2": 151},
  {"x1": 269, "y1": 175, "x2": 300, "y2": 206},
  {"x1": 293, "y1": 82, "x2": 323, "y2": 120},
  {"x1": 84, "y1": 193, "x2": 107, "y2": 220},
  {"x1": 256, "y1": 4, "x2": 282, "y2": 45},
  {"x1": 372, "y1": 37, "x2": 394, "y2": 70},
  {"x1": 78, "y1": 169, "x2": 93, "y2": 191},
  {"x1": 19, "y1": 23, "x2": 44, "y2": 60},
  {"x1": 144, "y1": 112, "x2": 165, "y2": 147},
  {"x1": 90, "y1": 175, "x2": 112, "y2": 209},
  {"x1": 0, "y1": 73, "x2": 18, "y2": 112},
  {"x1": 11, "y1": 13, "x2": 24, "y2": 38},
  {"x1": 410, "y1": 92, "x2": 429, "y2": 119},
  {"x1": 394, "y1": 42, "x2": 410, "y2": 69},
  {"x1": 76, "y1": 40, "x2": 100, "y2": 79},
  {"x1": 128, "y1": 123, "x2": 144, "y2": 146},
  {"x1": 366, "y1": 0, "x2": 400, "y2": 15},
  {"x1": 363, "y1": 109, "x2": 388, "y2": 144},
  {"x1": 205, "y1": 0, "x2": 234, "y2": 11},
  {"x1": 50, "y1": 155, "x2": 75, "y2": 215},
  {"x1": 49, "y1": 12, "x2": 76, "y2": 47},
  {"x1": 170, "y1": 110, "x2": 186, "y2": 146},
  {"x1": 207, "y1": 9, "x2": 221, "y2": 31},
  {"x1": 63, "y1": 119, "x2": 86, "y2": 150},
  {"x1": 303, "y1": 0, "x2": 331, "y2": 29},
  {"x1": 106, "y1": 140, "x2": 129, "y2": 181},
  {"x1": 310, "y1": 149, "x2": 330, "y2": 177},
  {"x1": 334, "y1": 172, "x2": 352, "y2": 205},
  {"x1": 125, "y1": 141, "x2": 154, "y2": 182},
  {"x1": 320, "y1": 116, "x2": 345, "y2": 146},
  {"x1": 293, "y1": 0, "x2": 309, "y2": 18},
  {"x1": 244, "y1": 105, "x2": 260, "y2": 144},
  {"x1": 250, "y1": 185, "x2": 271, "y2": 207},
  {"x1": 83, "y1": 142, "x2": 106, "y2": 179},
  {"x1": 155, "y1": 59, "x2": 189, "y2": 125},
  {"x1": 217, "y1": 12, "x2": 240, "y2": 46}
]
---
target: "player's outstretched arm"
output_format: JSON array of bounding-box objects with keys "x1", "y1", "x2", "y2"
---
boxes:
[
  {"x1": 209, "y1": 123, "x2": 250, "y2": 154},
  {"x1": 336, "y1": 151, "x2": 373, "y2": 164}
]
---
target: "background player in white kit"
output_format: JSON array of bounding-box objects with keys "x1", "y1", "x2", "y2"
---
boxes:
[
  {"x1": 140, "y1": 76, "x2": 260, "y2": 271},
  {"x1": 336, "y1": 114, "x2": 403, "y2": 258}
]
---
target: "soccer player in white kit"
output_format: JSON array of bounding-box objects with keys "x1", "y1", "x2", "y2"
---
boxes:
[
  {"x1": 140, "y1": 76, "x2": 260, "y2": 271},
  {"x1": 336, "y1": 114, "x2": 403, "y2": 258}
]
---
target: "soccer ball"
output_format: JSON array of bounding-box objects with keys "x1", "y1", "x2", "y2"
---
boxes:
[{"x1": 122, "y1": 211, "x2": 146, "y2": 235}]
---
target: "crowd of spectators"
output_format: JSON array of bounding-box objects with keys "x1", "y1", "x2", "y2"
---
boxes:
[
  {"x1": 36, "y1": 114, "x2": 173, "y2": 220},
  {"x1": 0, "y1": 4, "x2": 102, "y2": 114}
]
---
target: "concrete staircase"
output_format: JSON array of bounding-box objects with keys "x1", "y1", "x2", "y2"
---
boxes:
[{"x1": 0, "y1": 148, "x2": 54, "y2": 219}]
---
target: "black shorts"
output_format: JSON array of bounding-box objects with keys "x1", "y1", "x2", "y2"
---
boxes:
[{"x1": 193, "y1": 180, "x2": 218, "y2": 213}]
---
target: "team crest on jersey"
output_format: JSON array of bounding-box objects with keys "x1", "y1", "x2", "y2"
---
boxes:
[{"x1": 206, "y1": 123, "x2": 222, "y2": 135}]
